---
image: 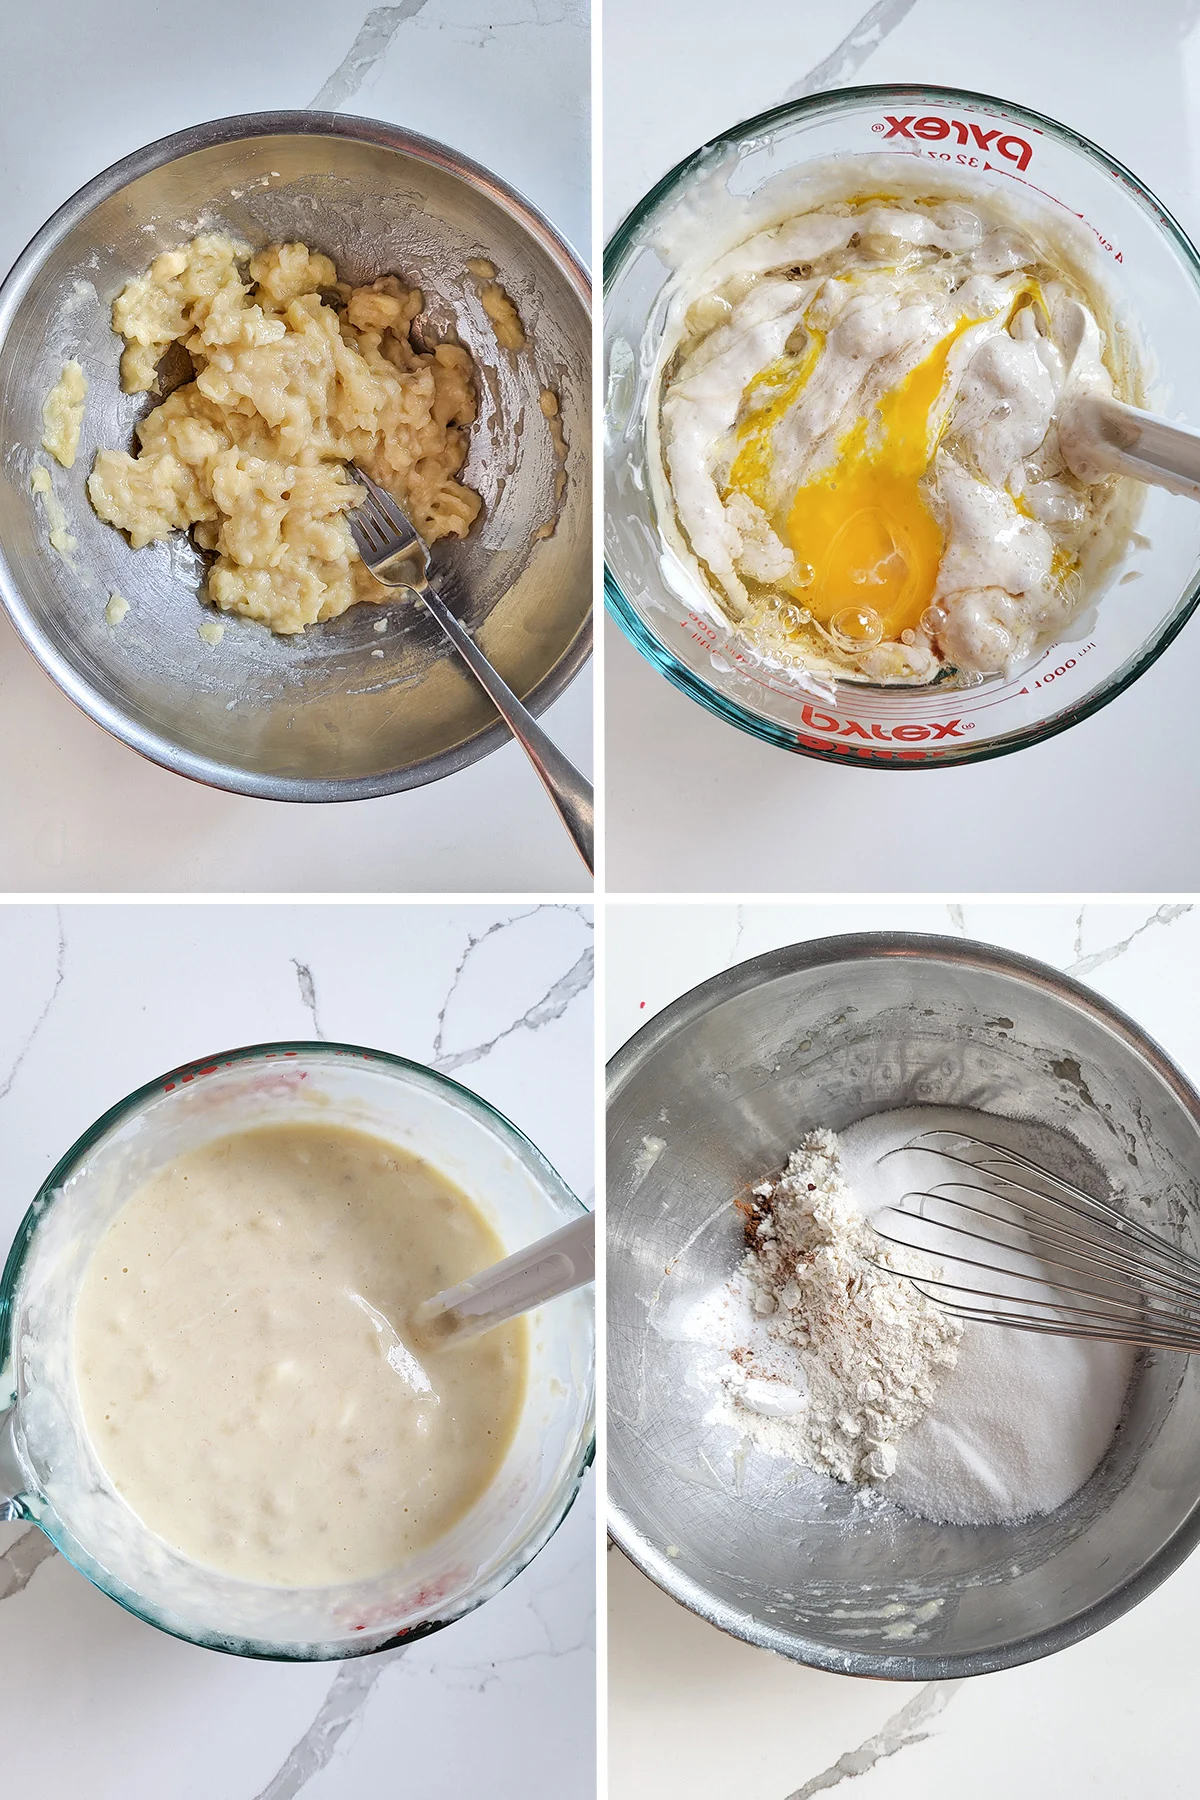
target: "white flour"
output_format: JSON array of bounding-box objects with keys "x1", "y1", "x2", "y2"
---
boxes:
[
  {"x1": 725, "y1": 1130, "x2": 962, "y2": 1484},
  {"x1": 708, "y1": 1106, "x2": 1136, "y2": 1527}
]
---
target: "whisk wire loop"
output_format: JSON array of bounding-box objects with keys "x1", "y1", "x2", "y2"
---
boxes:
[
  {"x1": 874, "y1": 1129, "x2": 1200, "y2": 1355},
  {"x1": 904, "y1": 1276, "x2": 1200, "y2": 1352},
  {"x1": 892, "y1": 1132, "x2": 1200, "y2": 1272},
  {"x1": 878, "y1": 1181, "x2": 1200, "y2": 1314}
]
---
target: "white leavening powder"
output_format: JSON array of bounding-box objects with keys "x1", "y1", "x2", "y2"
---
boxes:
[{"x1": 731, "y1": 1129, "x2": 962, "y2": 1485}]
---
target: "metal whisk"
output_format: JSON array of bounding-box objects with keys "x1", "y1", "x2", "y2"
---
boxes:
[{"x1": 872, "y1": 1130, "x2": 1200, "y2": 1353}]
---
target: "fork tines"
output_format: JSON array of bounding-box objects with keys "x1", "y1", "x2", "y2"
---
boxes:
[{"x1": 344, "y1": 464, "x2": 424, "y2": 569}]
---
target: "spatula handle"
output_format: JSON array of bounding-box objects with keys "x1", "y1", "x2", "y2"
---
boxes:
[{"x1": 416, "y1": 1213, "x2": 595, "y2": 1342}]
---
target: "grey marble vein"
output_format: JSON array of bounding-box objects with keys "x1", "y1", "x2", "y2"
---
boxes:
[
  {"x1": 450, "y1": 0, "x2": 575, "y2": 51},
  {"x1": 0, "y1": 1525, "x2": 56, "y2": 1603},
  {"x1": 309, "y1": 0, "x2": 434, "y2": 111},
  {"x1": 730, "y1": 904, "x2": 746, "y2": 966},
  {"x1": 431, "y1": 906, "x2": 592, "y2": 1073},
  {"x1": 522, "y1": 1604, "x2": 594, "y2": 1666},
  {"x1": 521, "y1": 1540, "x2": 595, "y2": 1653},
  {"x1": 432, "y1": 908, "x2": 542, "y2": 1059},
  {"x1": 1074, "y1": 906, "x2": 1086, "y2": 963},
  {"x1": 433, "y1": 945, "x2": 594, "y2": 1075},
  {"x1": 426, "y1": 1628, "x2": 594, "y2": 1694},
  {"x1": 291, "y1": 958, "x2": 326, "y2": 1040},
  {"x1": 0, "y1": 910, "x2": 65, "y2": 1102},
  {"x1": 392, "y1": 1602, "x2": 593, "y2": 1697},
  {"x1": 783, "y1": 1679, "x2": 962, "y2": 1799},
  {"x1": 252, "y1": 1647, "x2": 407, "y2": 1800},
  {"x1": 1066, "y1": 903, "x2": 1192, "y2": 978},
  {"x1": 946, "y1": 903, "x2": 967, "y2": 935},
  {"x1": 781, "y1": 0, "x2": 920, "y2": 102}
]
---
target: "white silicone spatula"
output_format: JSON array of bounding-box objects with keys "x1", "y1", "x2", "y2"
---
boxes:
[
  {"x1": 1060, "y1": 390, "x2": 1200, "y2": 500},
  {"x1": 1055, "y1": 298, "x2": 1200, "y2": 500},
  {"x1": 414, "y1": 1212, "x2": 595, "y2": 1344}
]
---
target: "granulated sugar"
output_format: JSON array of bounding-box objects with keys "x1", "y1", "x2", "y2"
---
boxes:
[{"x1": 838, "y1": 1106, "x2": 1136, "y2": 1526}]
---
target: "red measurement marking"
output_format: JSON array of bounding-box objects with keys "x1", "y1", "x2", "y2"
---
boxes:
[
  {"x1": 161, "y1": 1048, "x2": 316, "y2": 1094},
  {"x1": 678, "y1": 617, "x2": 1099, "y2": 742},
  {"x1": 985, "y1": 168, "x2": 1122, "y2": 262},
  {"x1": 1031, "y1": 646, "x2": 1096, "y2": 689},
  {"x1": 863, "y1": 113, "x2": 1124, "y2": 264}
]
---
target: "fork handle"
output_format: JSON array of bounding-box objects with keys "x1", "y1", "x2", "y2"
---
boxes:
[{"x1": 419, "y1": 581, "x2": 594, "y2": 873}]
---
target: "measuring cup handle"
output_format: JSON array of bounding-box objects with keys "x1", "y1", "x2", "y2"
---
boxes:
[{"x1": 0, "y1": 1410, "x2": 26, "y2": 1522}]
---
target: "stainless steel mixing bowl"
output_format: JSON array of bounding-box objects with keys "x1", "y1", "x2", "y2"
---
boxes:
[
  {"x1": 0, "y1": 112, "x2": 590, "y2": 799},
  {"x1": 607, "y1": 933, "x2": 1200, "y2": 1677}
]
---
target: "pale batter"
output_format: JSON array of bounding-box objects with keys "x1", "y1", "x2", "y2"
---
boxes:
[
  {"x1": 72, "y1": 1121, "x2": 526, "y2": 1587},
  {"x1": 87, "y1": 235, "x2": 482, "y2": 634}
]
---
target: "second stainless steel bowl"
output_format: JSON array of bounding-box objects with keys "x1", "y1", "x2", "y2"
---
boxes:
[
  {"x1": 607, "y1": 933, "x2": 1200, "y2": 1677},
  {"x1": 0, "y1": 112, "x2": 591, "y2": 799}
]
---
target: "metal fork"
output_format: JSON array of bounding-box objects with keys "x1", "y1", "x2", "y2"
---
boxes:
[{"x1": 346, "y1": 464, "x2": 594, "y2": 873}]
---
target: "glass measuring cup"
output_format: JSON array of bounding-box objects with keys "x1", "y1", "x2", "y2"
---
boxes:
[
  {"x1": 0, "y1": 1042, "x2": 594, "y2": 1660},
  {"x1": 605, "y1": 83, "x2": 1200, "y2": 768}
]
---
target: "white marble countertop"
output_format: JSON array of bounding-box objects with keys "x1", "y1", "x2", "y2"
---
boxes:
[
  {"x1": 0, "y1": 0, "x2": 591, "y2": 894},
  {"x1": 0, "y1": 901, "x2": 595, "y2": 1797},
  {"x1": 604, "y1": 0, "x2": 1200, "y2": 892},
  {"x1": 607, "y1": 898, "x2": 1200, "y2": 1797}
]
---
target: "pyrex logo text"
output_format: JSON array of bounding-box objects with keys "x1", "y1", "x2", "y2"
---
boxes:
[
  {"x1": 800, "y1": 704, "x2": 968, "y2": 744},
  {"x1": 874, "y1": 115, "x2": 1032, "y2": 172}
]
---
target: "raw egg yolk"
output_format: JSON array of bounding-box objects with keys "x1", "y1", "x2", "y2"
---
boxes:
[{"x1": 784, "y1": 316, "x2": 977, "y2": 640}]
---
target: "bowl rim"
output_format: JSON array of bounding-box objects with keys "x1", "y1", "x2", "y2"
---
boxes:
[
  {"x1": 0, "y1": 109, "x2": 592, "y2": 803},
  {"x1": 0, "y1": 1037, "x2": 596, "y2": 1661},
  {"x1": 606, "y1": 929, "x2": 1200, "y2": 1678},
  {"x1": 603, "y1": 80, "x2": 1200, "y2": 772}
]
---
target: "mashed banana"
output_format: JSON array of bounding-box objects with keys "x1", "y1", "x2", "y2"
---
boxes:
[
  {"x1": 479, "y1": 282, "x2": 527, "y2": 352},
  {"x1": 41, "y1": 360, "x2": 88, "y2": 468},
  {"x1": 88, "y1": 235, "x2": 481, "y2": 634},
  {"x1": 30, "y1": 464, "x2": 77, "y2": 560},
  {"x1": 466, "y1": 258, "x2": 527, "y2": 350}
]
